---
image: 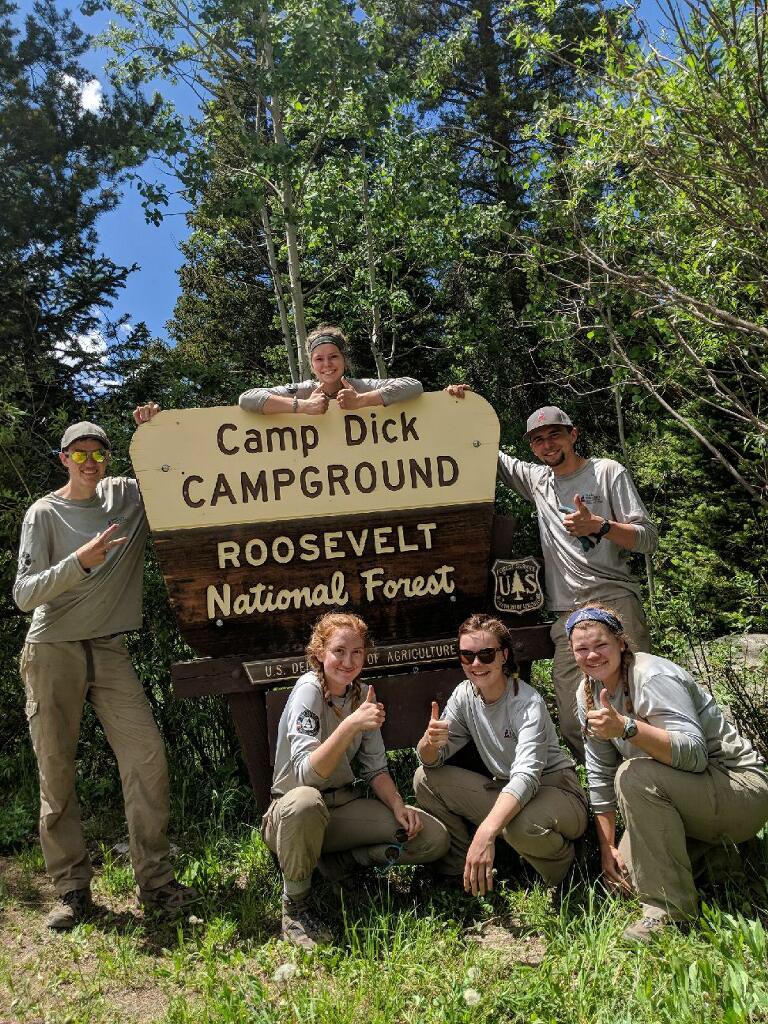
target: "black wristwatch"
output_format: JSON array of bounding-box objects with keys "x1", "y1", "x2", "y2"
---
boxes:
[
  {"x1": 593, "y1": 519, "x2": 611, "y2": 543},
  {"x1": 621, "y1": 716, "x2": 638, "y2": 741}
]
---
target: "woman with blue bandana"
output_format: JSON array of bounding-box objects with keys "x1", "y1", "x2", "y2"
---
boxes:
[
  {"x1": 570, "y1": 603, "x2": 768, "y2": 944},
  {"x1": 239, "y1": 325, "x2": 422, "y2": 415}
]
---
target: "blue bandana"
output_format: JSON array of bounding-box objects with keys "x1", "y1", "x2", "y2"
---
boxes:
[{"x1": 565, "y1": 607, "x2": 623, "y2": 639}]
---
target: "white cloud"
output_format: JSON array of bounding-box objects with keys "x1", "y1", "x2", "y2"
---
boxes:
[
  {"x1": 56, "y1": 329, "x2": 107, "y2": 367},
  {"x1": 80, "y1": 79, "x2": 103, "y2": 113},
  {"x1": 78, "y1": 329, "x2": 108, "y2": 356},
  {"x1": 62, "y1": 74, "x2": 103, "y2": 114}
]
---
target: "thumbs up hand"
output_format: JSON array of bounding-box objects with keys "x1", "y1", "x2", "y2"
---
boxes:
[
  {"x1": 563, "y1": 492, "x2": 601, "y2": 538},
  {"x1": 425, "y1": 700, "x2": 450, "y2": 749},
  {"x1": 303, "y1": 385, "x2": 330, "y2": 415},
  {"x1": 336, "y1": 377, "x2": 362, "y2": 410},
  {"x1": 350, "y1": 685, "x2": 386, "y2": 732},
  {"x1": 585, "y1": 688, "x2": 626, "y2": 740}
]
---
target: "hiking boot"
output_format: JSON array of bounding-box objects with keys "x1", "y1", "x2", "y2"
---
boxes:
[
  {"x1": 281, "y1": 895, "x2": 333, "y2": 950},
  {"x1": 622, "y1": 906, "x2": 672, "y2": 944},
  {"x1": 46, "y1": 888, "x2": 93, "y2": 931},
  {"x1": 138, "y1": 879, "x2": 200, "y2": 916}
]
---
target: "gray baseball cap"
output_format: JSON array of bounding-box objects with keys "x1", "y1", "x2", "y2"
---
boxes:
[
  {"x1": 60, "y1": 421, "x2": 111, "y2": 450},
  {"x1": 525, "y1": 406, "x2": 574, "y2": 436}
]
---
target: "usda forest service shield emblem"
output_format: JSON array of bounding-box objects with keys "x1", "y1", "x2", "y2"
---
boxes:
[{"x1": 491, "y1": 558, "x2": 544, "y2": 614}]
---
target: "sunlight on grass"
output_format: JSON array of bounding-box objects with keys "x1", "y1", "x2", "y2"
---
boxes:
[{"x1": 2, "y1": 802, "x2": 768, "y2": 1024}]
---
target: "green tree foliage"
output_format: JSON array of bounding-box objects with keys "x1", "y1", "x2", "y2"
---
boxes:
[
  {"x1": 0, "y1": 0, "x2": 164, "y2": 827},
  {"x1": 520, "y1": 0, "x2": 768, "y2": 634}
]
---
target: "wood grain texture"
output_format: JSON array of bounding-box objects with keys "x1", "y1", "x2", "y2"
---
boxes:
[
  {"x1": 227, "y1": 690, "x2": 271, "y2": 809},
  {"x1": 170, "y1": 623, "x2": 554, "y2": 699},
  {"x1": 156, "y1": 502, "x2": 495, "y2": 657},
  {"x1": 130, "y1": 392, "x2": 500, "y2": 531}
]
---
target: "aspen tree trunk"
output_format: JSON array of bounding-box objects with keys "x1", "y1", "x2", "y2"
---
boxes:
[
  {"x1": 263, "y1": 33, "x2": 310, "y2": 379},
  {"x1": 255, "y1": 94, "x2": 300, "y2": 382},
  {"x1": 260, "y1": 205, "x2": 299, "y2": 383},
  {"x1": 360, "y1": 146, "x2": 388, "y2": 376}
]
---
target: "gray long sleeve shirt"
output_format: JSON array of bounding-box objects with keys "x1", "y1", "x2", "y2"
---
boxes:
[
  {"x1": 419, "y1": 677, "x2": 575, "y2": 808},
  {"x1": 271, "y1": 672, "x2": 389, "y2": 797},
  {"x1": 13, "y1": 478, "x2": 148, "y2": 642},
  {"x1": 578, "y1": 652, "x2": 768, "y2": 813},
  {"x1": 239, "y1": 375, "x2": 423, "y2": 413},
  {"x1": 497, "y1": 454, "x2": 658, "y2": 612}
]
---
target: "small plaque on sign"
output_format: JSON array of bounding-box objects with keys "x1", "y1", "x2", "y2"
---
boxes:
[
  {"x1": 491, "y1": 557, "x2": 544, "y2": 614},
  {"x1": 243, "y1": 638, "x2": 460, "y2": 687}
]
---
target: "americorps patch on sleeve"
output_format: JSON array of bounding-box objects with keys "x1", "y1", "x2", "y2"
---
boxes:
[{"x1": 295, "y1": 709, "x2": 320, "y2": 736}]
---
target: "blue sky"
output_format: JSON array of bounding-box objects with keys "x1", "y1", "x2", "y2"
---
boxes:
[
  {"x1": 17, "y1": 0, "x2": 663, "y2": 346},
  {"x1": 17, "y1": 0, "x2": 199, "y2": 342}
]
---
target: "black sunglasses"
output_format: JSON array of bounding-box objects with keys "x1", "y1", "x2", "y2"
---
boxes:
[{"x1": 459, "y1": 646, "x2": 501, "y2": 666}]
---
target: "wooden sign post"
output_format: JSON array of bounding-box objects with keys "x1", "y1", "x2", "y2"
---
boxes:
[{"x1": 131, "y1": 393, "x2": 553, "y2": 808}]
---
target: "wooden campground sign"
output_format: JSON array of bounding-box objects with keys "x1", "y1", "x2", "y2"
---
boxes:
[{"x1": 130, "y1": 392, "x2": 500, "y2": 659}]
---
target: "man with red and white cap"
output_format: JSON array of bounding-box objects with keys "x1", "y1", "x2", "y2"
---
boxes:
[
  {"x1": 13, "y1": 406, "x2": 197, "y2": 929},
  {"x1": 447, "y1": 392, "x2": 657, "y2": 761}
]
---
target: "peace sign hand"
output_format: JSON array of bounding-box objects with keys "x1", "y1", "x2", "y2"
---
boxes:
[{"x1": 76, "y1": 523, "x2": 128, "y2": 570}]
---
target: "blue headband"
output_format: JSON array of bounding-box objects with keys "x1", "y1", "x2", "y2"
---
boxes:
[{"x1": 565, "y1": 607, "x2": 623, "y2": 639}]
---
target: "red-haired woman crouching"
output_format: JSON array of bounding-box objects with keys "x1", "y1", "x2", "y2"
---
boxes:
[
  {"x1": 263, "y1": 612, "x2": 449, "y2": 949},
  {"x1": 414, "y1": 613, "x2": 588, "y2": 896},
  {"x1": 571, "y1": 603, "x2": 768, "y2": 943}
]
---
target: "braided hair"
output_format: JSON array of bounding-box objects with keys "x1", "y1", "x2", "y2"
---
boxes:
[
  {"x1": 568, "y1": 601, "x2": 635, "y2": 715},
  {"x1": 306, "y1": 612, "x2": 370, "y2": 715},
  {"x1": 458, "y1": 612, "x2": 520, "y2": 695}
]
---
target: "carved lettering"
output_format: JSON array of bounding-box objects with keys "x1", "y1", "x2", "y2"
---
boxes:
[
  {"x1": 359, "y1": 564, "x2": 456, "y2": 602},
  {"x1": 205, "y1": 570, "x2": 349, "y2": 619},
  {"x1": 217, "y1": 423, "x2": 239, "y2": 455},
  {"x1": 217, "y1": 541, "x2": 240, "y2": 568},
  {"x1": 211, "y1": 474, "x2": 236, "y2": 506},
  {"x1": 182, "y1": 475, "x2": 205, "y2": 509}
]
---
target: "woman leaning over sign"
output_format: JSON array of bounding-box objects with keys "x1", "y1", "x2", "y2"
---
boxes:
[
  {"x1": 238, "y1": 325, "x2": 422, "y2": 415},
  {"x1": 414, "y1": 613, "x2": 588, "y2": 896},
  {"x1": 571, "y1": 603, "x2": 768, "y2": 944},
  {"x1": 262, "y1": 612, "x2": 449, "y2": 950}
]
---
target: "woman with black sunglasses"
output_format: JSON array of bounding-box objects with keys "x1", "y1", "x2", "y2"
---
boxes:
[{"x1": 414, "y1": 613, "x2": 587, "y2": 895}]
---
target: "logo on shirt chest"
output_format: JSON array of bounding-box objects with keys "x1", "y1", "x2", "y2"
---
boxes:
[{"x1": 504, "y1": 728, "x2": 512, "y2": 739}]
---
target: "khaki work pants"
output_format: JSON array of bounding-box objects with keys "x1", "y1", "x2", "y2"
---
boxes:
[
  {"x1": 413, "y1": 765, "x2": 588, "y2": 885},
  {"x1": 262, "y1": 785, "x2": 450, "y2": 888},
  {"x1": 615, "y1": 757, "x2": 768, "y2": 920},
  {"x1": 20, "y1": 637, "x2": 174, "y2": 895},
  {"x1": 551, "y1": 593, "x2": 650, "y2": 762}
]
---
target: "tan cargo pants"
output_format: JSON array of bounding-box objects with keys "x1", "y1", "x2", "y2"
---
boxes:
[
  {"x1": 20, "y1": 637, "x2": 174, "y2": 895},
  {"x1": 262, "y1": 785, "x2": 450, "y2": 889},
  {"x1": 551, "y1": 593, "x2": 651, "y2": 762},
  {"x1": 615, "y1": 757, "x2": 768, "y2": 919},
  {"x1": 413, "y1": 764, "x2": 588, "y2": 885}
]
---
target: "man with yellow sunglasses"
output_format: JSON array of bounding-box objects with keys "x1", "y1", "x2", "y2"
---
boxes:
[{"x1": 13, "y1": 408, "x2": 197, "y2": 930}]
